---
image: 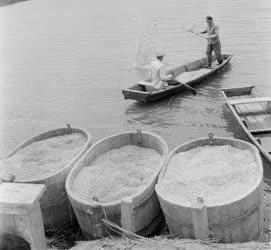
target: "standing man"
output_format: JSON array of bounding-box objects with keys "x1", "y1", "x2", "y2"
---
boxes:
[{"x1": 200, "y1": 16, "x2": 223, "y2": 68}]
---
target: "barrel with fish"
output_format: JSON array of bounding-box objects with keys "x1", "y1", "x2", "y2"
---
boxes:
[
  {"x1": 66, "y1": 130, "x2": 168, "y2": 239},
  {"x1": 156, "y1": 134, "x2": 263, "y2": 243},
  {"x1": 0, "y1": 125, "x2": 92, "y2": 230}
]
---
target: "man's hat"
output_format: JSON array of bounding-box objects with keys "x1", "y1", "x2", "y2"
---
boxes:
[
  {"x1": 156, "y1": 51, "x2": 166, "y2": 58},
  {"x1": 206, "y1": 15, "x2": 213, "y2": 20}
]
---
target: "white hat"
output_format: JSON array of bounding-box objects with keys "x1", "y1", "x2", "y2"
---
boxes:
[{"x1": 156, "y1": 51, "x2": 166, "y2": 57}]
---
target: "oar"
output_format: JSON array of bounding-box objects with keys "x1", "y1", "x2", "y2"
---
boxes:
[
  {"x1": 180, "y1": 82, "x2": 197, "y2": 95},
  {"x1": 169, "y1": 70, "x2": 197, "y2": 95}
]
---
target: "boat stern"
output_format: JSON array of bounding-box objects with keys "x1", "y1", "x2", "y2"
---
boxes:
[{"x1": 122, "y1": 88, "x2": 149, "y2": 103}]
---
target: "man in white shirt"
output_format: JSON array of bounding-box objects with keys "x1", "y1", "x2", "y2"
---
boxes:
[
  {"x1": 200, "y1": 16, "x2": 223, "y2": 68},
  {"x1": 149, "y1": 52, "x2": 179, "y2": 90},
  {"x1": 138, "y1": 52, "x2": 196, "y2": 94}
]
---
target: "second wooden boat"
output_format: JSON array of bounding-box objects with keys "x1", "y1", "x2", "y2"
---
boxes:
[
  {"x1": 122, "y1": 54, "x2": 232, "y2": 103},
  {"x1": 222, "y1": 86, "x2": 271, "y2": 163}
]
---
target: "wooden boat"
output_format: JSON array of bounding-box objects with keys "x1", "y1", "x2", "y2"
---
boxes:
[
  {"x1": 222, "y1": 86, "x2": 271, "y2": 163},
  {"x1": 156, "y1": 135, "x2": 263, "y2": 242},
  {"x1": 122, "y1": 54, "x2": 232, "y2": 103},
  {"x1": 66, "y1": 130, "x2": 168, "y2": 239},
  {"x1": 0, "y1": 125, "x2": 92, "y2": 230}
]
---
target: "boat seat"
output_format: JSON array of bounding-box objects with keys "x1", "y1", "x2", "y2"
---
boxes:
[
  {"x1": 257, "y1": 137, "x2": 271, "y2": 153},
  {"x1": 138, "y1": 80, "x2": 152, "y2": 86},
  {"x1": 251, "y1": 128, "x2": 271, "y2": 135},
  {"x1": 229, "y1": 97, "x2": 271, "y2": 105},
  {"x1": 221, "y1": 86, "x2": 255, "y2": 97},
  {"x1": 138, "y1": 81, "x2": 157, "y2": 92},
  {"x1": 238, "y1": 110, "x2": 266, "y2": 117}
]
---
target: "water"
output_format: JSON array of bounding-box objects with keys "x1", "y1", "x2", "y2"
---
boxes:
[{"x1": 0, "y1": 1, "x2": 270, "y2": 164}]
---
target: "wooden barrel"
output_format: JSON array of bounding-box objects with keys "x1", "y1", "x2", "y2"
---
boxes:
[
  {"x1": 66, "y1": 130, "x2": 168, "y2": 239},
  {"x1": 156, "y1": 136, "x2": 263, "y2": 243},
  {"x1": 2, "y1": 126, "x2": 92, "y2": 230}
]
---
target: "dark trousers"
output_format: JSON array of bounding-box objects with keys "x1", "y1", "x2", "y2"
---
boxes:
[
  {"x1": 167, "y1": 79, "x2": 180, "y2": 86},
  {"x1": 206, "y1": 42, "x2": 223, "y2": 66}
]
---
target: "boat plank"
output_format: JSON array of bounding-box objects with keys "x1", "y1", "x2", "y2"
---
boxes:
[
  {"x1": 234, "y1": 101, "x2": 264, "y2": 116},
  {"x1": 221, "y1": 86, "x2": 255, "y2": 97},
  {"x1": 245, "y1": 116, "x2": 264, "y2": 130},
  {"x1": 229, "y1": 96, "x2": 271, "y2": 105},
  {"x1": 237, "y1": 104, "x2": 249, "y2": 113},
  {"x1": 259, "y1": 137, "x2": 271, "y2": 153},
  {"x1": 251, "y1": 128, "x2": 271, "y2": 135},
  {"x1": 255, "y1": 114, "x2": 271, "y2": 128},
  {"x1": 232, "y1": 99, "x2": 263, "y2": 130},
  {"x1": 242, "y1": 92, "x2": 266, "y2": 111},
  {"x1": 246, "y1": 102, "x2": 263, "y2": 112}
]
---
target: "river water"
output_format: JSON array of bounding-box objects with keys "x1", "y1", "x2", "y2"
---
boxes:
[{"x1": 0, "y1": 0, "x2": 271, "y2": 178}]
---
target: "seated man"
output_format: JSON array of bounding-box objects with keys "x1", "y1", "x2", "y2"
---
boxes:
[{"x1": 139, "y1": 52, "x2": 179, "y2": 91}]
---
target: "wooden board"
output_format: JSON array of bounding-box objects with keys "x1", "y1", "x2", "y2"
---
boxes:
[
  {"x1": 242, "y1": 114, "x2": 271, "y2": 131},
  {"x1": 259, "y1": 137, "x2": 271, "y2": 153},
  {"x1": 221, "y1": 86, "x2": 255, "y2": 97},
  {"x1": 0, "y1": 183, "x2": 45, "y2": 209},
  {"x1": 2, "y1": 127, "x2": 92, "y2": 230},
  {"x1": 245, "y1": 116, "x2": 264, "y2": 130},
  {"x1": 232, "y1": 99, "x2": 263, "y2": 115},
  {"x1": 229, "y1": 97, "x2": 271, "y2": 105},
  {"x1": 251, "y1": 128, "x2": 271, "y2": 135}
]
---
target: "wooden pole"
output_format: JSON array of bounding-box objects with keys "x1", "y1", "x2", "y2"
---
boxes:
[
  {"x1": 121, "y1": 197, "x2": 136, "y2": 233},
  {"x1": 191, "y1": 197, "x2": 210, "y2": 239}
]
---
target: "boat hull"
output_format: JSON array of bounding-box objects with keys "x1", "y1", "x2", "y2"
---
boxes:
[
  {"x1": 221, "y1": 86, "x2": 271, "y2": 164},
  {"x1": 123, "y1": 54, "x2": 232, "y2": 103}
]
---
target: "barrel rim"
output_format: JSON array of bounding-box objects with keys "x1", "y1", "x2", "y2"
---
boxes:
[
  {"x1": 65, "y1": 130, "x2": 168, "y2": 209},
  {"x1": 156, "y1": 136, "x2": 263, "y2": 208},
  {"x1": 2, "y1": 127, "x2": 92, "y2": 183}
]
